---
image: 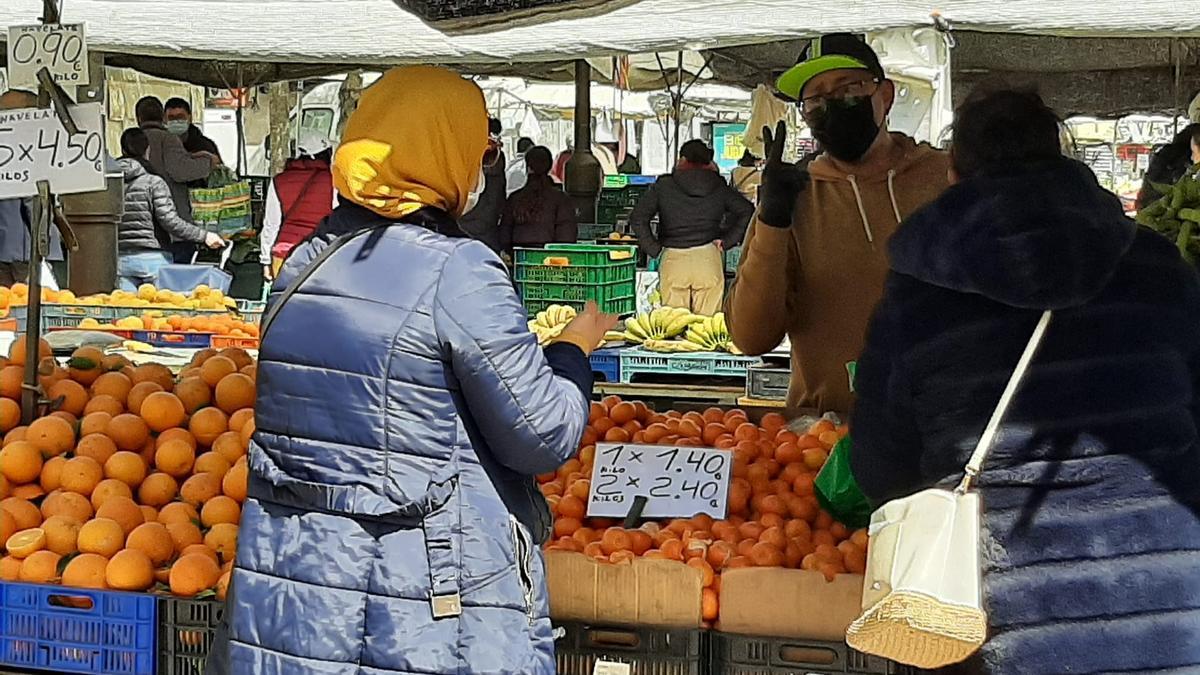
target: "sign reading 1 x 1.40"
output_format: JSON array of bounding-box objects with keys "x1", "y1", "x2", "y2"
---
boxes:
[
  {"x1": 586, "y1": 443, "x2": 731, "y2": 520},
  {"x1": 7, "y1": 23, "x2": 90, "y2": 88}
]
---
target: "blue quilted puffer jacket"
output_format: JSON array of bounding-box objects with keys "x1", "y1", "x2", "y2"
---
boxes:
[{"x1": 206, "y1": 204, "x2": 592, "y2": 675}]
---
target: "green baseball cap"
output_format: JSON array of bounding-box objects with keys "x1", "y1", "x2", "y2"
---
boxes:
[{"x1": 776, "y1": 33, "x2": 886, "y2": 102}]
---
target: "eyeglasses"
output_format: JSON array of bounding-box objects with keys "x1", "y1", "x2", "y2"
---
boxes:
[
  {"x1": 483, "y1": 136, "x2": 503, "y2": 169},
  {"x1": 799, "y1": 78, "x2": 881, "y2": 118}
]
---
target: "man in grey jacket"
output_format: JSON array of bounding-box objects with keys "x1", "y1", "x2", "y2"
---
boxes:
[{"x1": 136, "y1": 96, "x2": 218, "y2": 261}]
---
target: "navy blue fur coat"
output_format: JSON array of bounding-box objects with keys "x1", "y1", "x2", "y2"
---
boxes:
[{"x1": 851, "y1": 158, "x2": 1200, "y2": 674}]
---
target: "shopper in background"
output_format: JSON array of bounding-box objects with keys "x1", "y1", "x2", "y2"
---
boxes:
[
  {"x1": 726, "y1": 33, "x2": 949, "y2": 415},
  {"x1": 258, "y1": 130, "x2": 337, "y2": 280},
  {"x1": 136, "y1": 95, "x2": 220, "y2": 262},
  {"x1": 206, "y1": 65, "x2": 615, "y2": 675},
  {"x1": 115, "y1": 128, "x2": 224, "y2": 290},
  {"x1": 501, "y1": 146, "x2": 577, "y2": 253},
  {"x1": 1137, "y1": 123, "x2": 1200, "y2": 210},
  {"x1": 851, "y1": 88, "x2": 1200, "y2": 674},
  {"x1": 731, "y1": 149, "x2": 762, "y2": 203},
  {"x1": 458, "y1": 117, "x2": 507, "y2": 252},
  {"x1": 0, "y1": 89, "x2": 63, "y2": 286},
  {"x1": 629, "y1": 139, "x2": 753, "y2": 315},
  {"x1": 164, "y1": 97, "x2": 222, "y2": 166},
  {"x1": 506, "y1": 136, "x2": 535, "y2": 196}
]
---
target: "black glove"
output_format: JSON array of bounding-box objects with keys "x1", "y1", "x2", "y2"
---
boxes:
[{"x1": 758, "y1": 121, "x2": 810, "y2": 228}]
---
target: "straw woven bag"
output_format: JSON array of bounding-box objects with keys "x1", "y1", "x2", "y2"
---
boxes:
[{"x1": 845, "y1": 310, "x2": 1052, "y2": 669}]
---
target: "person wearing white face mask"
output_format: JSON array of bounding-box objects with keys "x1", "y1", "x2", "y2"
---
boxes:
[{"x1": 164, "y1": 97, "x2": 222, "y2": 174}]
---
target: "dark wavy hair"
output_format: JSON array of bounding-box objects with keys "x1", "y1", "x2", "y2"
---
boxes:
[
  {"x1": 952, "y1": 87, "x2": 1063, "y2": 178},
  {"x1": 509, "y1": 146, "x2": 555, "y2": 226}
]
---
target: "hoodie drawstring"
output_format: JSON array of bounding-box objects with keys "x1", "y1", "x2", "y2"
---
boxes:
[
  {"x1": 887, "y1": 169, "x2": 902, "y2": 224},
  {"x1": 847, "y1": 175, "x2": 875, "y2": 244}
]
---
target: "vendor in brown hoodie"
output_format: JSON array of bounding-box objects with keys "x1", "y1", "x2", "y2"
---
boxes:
[{"x1": 727, "y1": 34, "x2": 949, "y2": 415}]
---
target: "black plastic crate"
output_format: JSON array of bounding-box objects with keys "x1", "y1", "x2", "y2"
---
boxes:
[
  {"x1": 710, "y1": 632, "x2": 918, "y2": 675},
  {"x1": 555, "y1": 622, "x2": 705, "y2": 675},
  {"x1": 746, "y1": 366, "x2": 790, "y2": 401},
  {"x1": 157, "y1": 597, "x2": 225, "y2": 675}
]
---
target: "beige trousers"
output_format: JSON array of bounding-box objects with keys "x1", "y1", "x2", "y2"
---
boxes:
[{"x1": 659, "y1": 244, "x2": 724, "y2": 315}]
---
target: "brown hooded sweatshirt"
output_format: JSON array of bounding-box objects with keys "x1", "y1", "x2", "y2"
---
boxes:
[{"x1": 726, "y1": 133, "x2": 949, "y2": 415}]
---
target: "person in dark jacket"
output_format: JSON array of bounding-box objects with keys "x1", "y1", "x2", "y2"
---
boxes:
[
  {"x1": 164, "y1": 97, "x2": 221, "y2": 164},
  {"x1": 629, "y1": 139, "x2": 754, "y2": 314},
  {"x1": 458, "y1": 117, "x2": 507, "y2": 252},
  {"x1": 1136, "y1": 123, "x2": 1200, "y2": 210},
  {"x1": 205, "y1": 66, "x2": 616, "y2": 675},
  {"x1": 116, "y1": 128, "x2": 223, "y2": 290},
  {"x1": 850, "y1": 88, "x2": 1200, "y2": 674},
  {"x1": 500, "y1": 146, "x2": 577, "y2": 253}
]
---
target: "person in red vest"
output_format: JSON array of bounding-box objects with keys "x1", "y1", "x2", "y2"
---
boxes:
[{"x1": 260, "y1": 130, "x2": 338, "y2": 279}]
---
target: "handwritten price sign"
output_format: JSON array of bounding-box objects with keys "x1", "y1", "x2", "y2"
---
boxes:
[
  {"x1": 586, "y1": 443, "x2": 731, "y2": 520},
  {"x1": 0, "y1": 103, "x2": 106, "y2": 199},
  {"x1": 7, "y1": 24, "x2": 90, "y2": 88}
]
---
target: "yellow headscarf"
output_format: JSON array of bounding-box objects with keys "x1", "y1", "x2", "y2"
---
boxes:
[{"x1": 332, "y1": 66, "x2": 488, "y2": 219}]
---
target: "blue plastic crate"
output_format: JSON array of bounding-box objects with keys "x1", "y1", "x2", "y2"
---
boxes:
[
  {"x1": 618, "y1": 348, "x2": 761, "y2": 383},
  {"x1": 130, "y1": 331, "x2": 214, "y2": 349},
  {"x1": 0, "y1": 581, "x2": 157, "y2": 675},
  {"x1": 589, "y1": 348, "x2": 624, "y2": 383}
]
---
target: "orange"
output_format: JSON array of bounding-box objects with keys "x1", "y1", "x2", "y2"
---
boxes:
[
  {"x1": 104, "y1": 451, "x2": 147, "y2": 488},
  {"x1": 137, "y1": 472, "x2": 178, "y2": 508},
  {"x1": 100, "y1": 354, "x2": 131, "y2": 373},
  {"x1": 78, "y1": 518, "x2": 125, "y2": 557},
  {"x1": 199, "y1": 356, "x2": 237, "y2": 388},
  {"x1": 1, "y1": 427, "x2": 25, "y2": 447},
  {"x1": 193, "y1": 452, "x2": 231, "y2": 479},
  {"x1": 126, "y1": 522, "x2": 174, "y2": 566},
  {"x1": 47, "y1": 379, "x2": 89, "y2": 417},
  {"x1": 687, "y1": 557, "x2": 716, "y2": 588},
  {"x1": 204, "y1": 523, "x2": 238, "y2": 562},
  {"x1": 749, "y1": 542, "x2": 785, "y2": 567},
  {"x1": 0, "y1": 399, "x2": 19, "y2": 434},
  {"x1": 0, "y1": 555, "x2": 18, "y2": 580},
  {"x1": 80, "y1": 412, "x2": 113, "y2": 437},
  {"x1": 189, "y1": 348, "x2": 218, "y2": 367},
  {"x1": 216, "y1": 569, "x2": 231, "y2": 601},
  {"x1": 201, "y1": 496, "x2": 241, "y2": 527},
  {"x1": 90, "y1": 372, "x2": 133, "y2": 403},
  {"x1": 0, "y1": 509, "x2": 14, "y2": 546},
  {"x1": 83, "y1": 394, "x2": 124, "y2": 417},
  {"x1": 10, "y1": 484, "x2": 43, "y2": 500},
  {"x1": 214, "y1": 374, "x2": 255, "y2": 414},
  {"x1": 8, "y1": 336, "x2": 52, "y2": 364},
  {"x1": 139, "y1": 505, "x2": 158, "y2": 523},
  {"x1": 41, "y1": 515, "x2": 81, "y2": 555},
  {"x1": 166, "y1": 521, "x2": 203, "y2": 554},
  {"x1": 106, "y1": 414, "x2": 150, "y2": 452},
  {"x1": 89, "y1": 478, "x2": 133, "y2": 511},
  {"x1": 140, "y1": 392, "x2": 186, "y2": 433},
  {"x1": 72, "y1": 434, "x2": 115, "y2": 467},
  {"x1": 156, "y1": 427, "x2": 197, "y2": 450},
  {"x1": 182, "y1": 543, "x2": 219, "y2": 566},
  {"x1": 67, "y1": 346, "x2": 105, "y2": 386},
  {"x1": 227, "y1": 409, "x2": 254, "y2": 434},
  {"x1": 173, "y1": 378, "x2": 211, "y2": 413},
  {"x1": 556, "y1": 495, "x2": 585, "y2": 520},
  {"x1": 218, "y1": 347, "x2": 253, "y2": 370},
  {"x1": 222, "y1": 461, "x2": 248, "y2": 502},
  {"x1": 6, "y1": 527, "x2": 46, "y2": 558},
  {"x1": 41, "y1": 490, "x2": 93, "y2": 523},
  {"x1": 25, "y1": 416, "x2": 74, "y2": 457},
  {"x1": 0, "y1": 366, "x2": 23, "y2": 400},
  {"x1": 238, "y1": 417, "x2": 256, "y2": 447},
  {"x1": 18, "y1": 549, "x2": 60, "y2": 583},
  {"x1": 126, "y1": 382, "x2": 164, "y2": 416},
  {"x1": 39, "y1": 455, "x2": 66, "y2": 493},
  {"x1": 181, "y1": 472, "x2": 223, "y2": 507},
  {"x1": 158, "y1": 502, "x2": 199, "y2": 526},
  {"x1": 189, "y1": 408, "x2": 228, "y2": 446},
  {"x1": 170, "y1": 552, "x2": 220, "y2": 597},
  {"x1": 60, "y1": 456, "x2": 103, "y2": 496},
  {"x1": 240, "y1": 364, "x2": 256, "y2": 381},
  {"x1": 701, "y1": 587, "x2": 719, "y2": 622},
  {"x1": 155, "y1": 439, "x2": 195, "y2": 478},
  {"x1": 131, "y1": 363, "x2": 174, "y2": 392},
  {"x1": 106, "y1": 548, "x2": 154, "y2": 591},
  {"x1": 0, "y1": 441, "x2": 42, "y2": 484},
  {"x1": 96, "y1": 497, "x2": 144, "y2": 535},
  {"x1": 61, "y1": 553, "x2": 109, "y2": 589}
]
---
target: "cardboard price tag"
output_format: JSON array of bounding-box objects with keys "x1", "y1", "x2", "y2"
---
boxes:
[
  {"x1": 592, "y1": 662, "x2": 631, "y2": 675},
  {"x1": 7, "y1": 24, "x2": 90, "y2": 88},
  {"x1": 586, "y1": 443, "x2": 731, "y2": 519},
  {"x1": 0, "y1": 103, "x2": 107, "y2": 199}
]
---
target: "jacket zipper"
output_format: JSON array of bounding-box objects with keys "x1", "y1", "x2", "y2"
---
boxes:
[{"x1": 509, "y1": 515, "x2": 536, "y2": 624}]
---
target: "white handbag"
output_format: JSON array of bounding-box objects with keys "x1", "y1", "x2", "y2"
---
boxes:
[{"x1": 845, "y1": 310, "x2": 1053, "y2": 669}]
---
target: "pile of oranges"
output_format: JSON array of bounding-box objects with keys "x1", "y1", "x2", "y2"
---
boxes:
[
  {"x1": 81, "y1": 313, "x2": 260, "y2": 339},
  {"x1": 541, "y1": 396, "x2": 866, "y2": 624},
  {"x1": 0, "y1": 336, "x2": 254, "y2": 599}
]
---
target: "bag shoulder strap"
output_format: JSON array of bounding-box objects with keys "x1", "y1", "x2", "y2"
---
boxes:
[{"x1": 957, "y1": 310, "x2": 1053, "y2": 493}]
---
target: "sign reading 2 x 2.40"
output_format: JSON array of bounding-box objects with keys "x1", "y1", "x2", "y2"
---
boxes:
[{"x1": 586, "y1": 443, "x2": 731, "y2": 520}]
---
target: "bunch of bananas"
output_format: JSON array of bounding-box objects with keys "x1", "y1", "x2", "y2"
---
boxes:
[
  {"x1": 623, "y1": 307, "x2": 703, "y2": 344},
  {"x1": 527, "y1": 304, "x2": 577, "y2": 345},
  {"x1": 685, "y1": 313, "x2": 733, "y2": 352}
]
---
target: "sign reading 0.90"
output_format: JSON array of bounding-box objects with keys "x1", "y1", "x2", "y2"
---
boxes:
[
  {"x1": 6, "y1": 23, "x2": 90, "y2": 88},
  {"x1": 0, "y1": 103, "x2": 106, "y2": 200}
]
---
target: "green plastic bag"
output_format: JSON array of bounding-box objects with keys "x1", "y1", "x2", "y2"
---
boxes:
[{"x1": 814, "y1": 436, "x2": 873, "y2": 529}]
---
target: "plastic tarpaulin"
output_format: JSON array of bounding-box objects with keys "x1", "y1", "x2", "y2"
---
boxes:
[{"x1": 389, "y1": 0, "x2": 641, "y2": 34}]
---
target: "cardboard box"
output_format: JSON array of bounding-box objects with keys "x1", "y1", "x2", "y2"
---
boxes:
[
  {"x1": 717, "y1": 567, "x2": 865, "y2": 640},
  {"x1": 545, "y1": 550, "x2": 703, "y2": 627}
]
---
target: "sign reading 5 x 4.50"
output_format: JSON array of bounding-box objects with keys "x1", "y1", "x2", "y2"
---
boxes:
[{"x1": 0, "y1": 103, "x2": 106, "y2": 200}]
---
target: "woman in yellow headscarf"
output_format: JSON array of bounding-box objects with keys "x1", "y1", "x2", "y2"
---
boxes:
[{"x1": 207, "y1": 66, "x2": 615, "y2": 675}]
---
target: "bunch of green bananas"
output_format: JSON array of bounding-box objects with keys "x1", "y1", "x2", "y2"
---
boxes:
[
  {"x1": 685, "y1": 313, "x2": 733, "y2": 351},
  {"x1": 527, "y1": 304, "x2": 577, "y2": 345},
  {"x1": 622, "y1": 306, "x2": 703, "y2": 344}
]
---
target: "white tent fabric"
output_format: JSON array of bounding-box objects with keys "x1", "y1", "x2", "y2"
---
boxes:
[{"x1": 1, "y1": 0, "x2": 1197, "y2": 68}]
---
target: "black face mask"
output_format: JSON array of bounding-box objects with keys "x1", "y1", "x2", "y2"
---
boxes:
[{"x1": 808, "y1": 95, "x2": 881, "y2": 163}]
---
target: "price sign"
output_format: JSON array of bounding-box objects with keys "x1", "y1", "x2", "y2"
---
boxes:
[
  {"x1": 7, "y1": 23, "x2": 90, "y2": 88},
  {"x1": 586, "y1": 443, "x2": 731, "y2": 520},
  {"x1": 0, "y1": 103, "x2": 106, "y2": 199}
]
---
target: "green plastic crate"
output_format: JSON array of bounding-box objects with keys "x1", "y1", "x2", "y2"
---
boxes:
[
  {"x1": 519, "y1": 279, "x2": 635, "y2": 304},
  {"x1": 514, "y1": 243, "x2": 637, "y2": 267},
  {"x1": 515, "y1": 262, "x2": 635, "y2": 285},
  {"x1": 524, "y1": 296, "x2": 635, "y2": 318},
  {"x1": 577, "y1": 223, "x2": 624, "y2": 240}
]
